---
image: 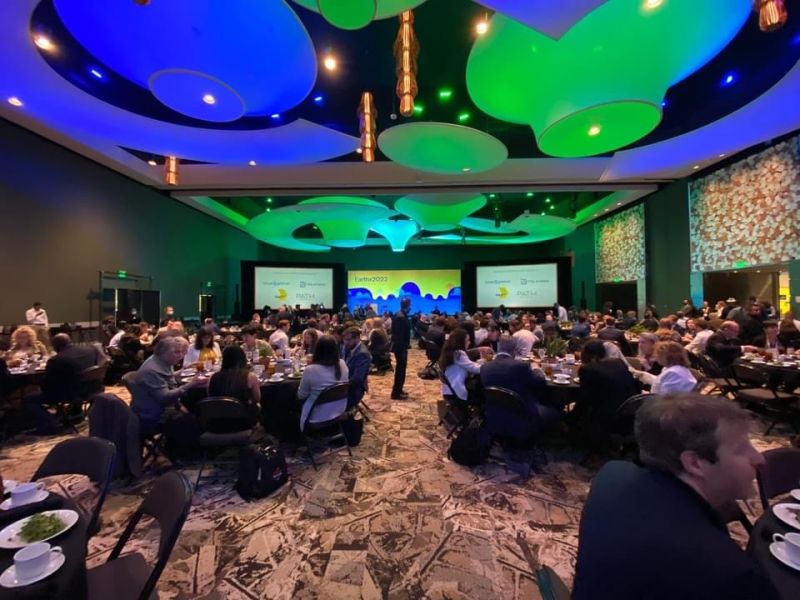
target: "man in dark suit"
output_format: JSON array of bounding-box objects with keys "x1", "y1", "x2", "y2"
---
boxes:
[
  {"x1": 390, "y1": 297, "x2": 411, "y2": 400},
  {"x1": 479, "y1": 335, "x2": 560, "y2": 423},
  {"x1": 596, "y1": 316, "x2": 633, "y2": 355},
  {"x1": 23, "y1": 333, "x2": 103, "y2": 434},
  {"x1": 424, "y1": 316, "x2": 446, "y2": 362},
  {"x1": 572, "y1": 394, "x2": 778, "y2": 600},
  {"x1": 342, "y1": 326, "x2": 371, "y2": 410},
  {"x1": 706, "y1": 321, "x2": 757, "y2": 371}
]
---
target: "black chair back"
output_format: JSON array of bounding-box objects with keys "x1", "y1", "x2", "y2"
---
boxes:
[
  {"x1": 108, "y1": 471, "x2": 193, "y2": 600},
  {"x1": 435, "y1": 364, "x2": 460, "y2": 400},
  {"x1": 303, "y1": 382, "x2": 350, "y2": 430},
  {"x1": 33, "y1": 437, "x2": 116, "y2": 535},
  {"x1": 121, "y1": 370, "x2": 137, "y2": 392},
  {"x1": 483, "y1": 386, "x2": 538, "y2": 443},
  {"x1": 756, "y1": 447, "x2": 800, "y2": 510},
  {"x1": 196, "y1": 397, "x2": 253, "y2": 434},
  {"x1": 536, "y1": 566, "x2": 571, "y2": 600},
  {"x1": 423, "y1": 338, "x2": 442, "y2": 362}
]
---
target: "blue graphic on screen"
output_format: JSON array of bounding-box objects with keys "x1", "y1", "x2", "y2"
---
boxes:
[{"x1": 347, "y1": 270, "x2": 462, "y2": 315}]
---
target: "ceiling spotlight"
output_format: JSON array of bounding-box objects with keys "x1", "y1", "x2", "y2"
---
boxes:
[
  {"x1": 248, "y1": 160, "x2": 256, "y2": 166},
  {"x1": 438, "y1": 88, "x2": 453, "y2": 101},
  {"x1": 719, "y1": 153, "x2": 726, "y2": 158},
  {"x1": 313, "y1": 95, "x2": 324, "y2": 104},
  {"x1": 33, "y1": 35, "x2": 54, "y2": 51},
  {"x1": 643, "y1": 0, "x2": 663, "y2": 9},
  {"x1": 588, "y1": 125, "x2": 601, "y2": 136},
  {"x1": 545, "y1": 197, "x2": 552, "y2": 203},
  {"x1": 270, "y1": 113, "x2": 281, "y2": 119},
  {"x1": 7, "y1": 96, "x2": 23, "y2": 107},
  {"x1": 90, "y1": 68, "x2": 103, "y2": 79},
  {"x1": 462, "y1": 167, "x2": 471, "y2": 172},
  {"x1": 202, "y1": 94, "x2": 216, "y2": 105},
  {"x1": 616, "y1": 202, "x2": 622, "y2": 206},
  {"x1": 693, "y1": 165, "x2": 700, "y2": 170},
  {"x1": 457, "y1": 111, "x2": 471, "y2": 123},
  {"x1": 660, "y1": 99, "x2": 668, "y2": 108},
  {"x1": 356, "y1": 147, "x2": 363, "y2": 154},
  {"x1": 526, "y1": 192, "x2": 534, "y2": 198},
  {"x1": 147, "y1": 159, "x2": 157, "y2": 166},
  {"x1": 323, "y1": 54, "x2": 338, "y2": 71},
  {"x1": 476, "y1": 19, "x2": 489, "y2": 35},
  {"x1": 720, "y1": 71, "x2": 737, "y2": 87}
]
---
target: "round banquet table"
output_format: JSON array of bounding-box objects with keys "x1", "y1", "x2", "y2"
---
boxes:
[
  {"x1": 259, "y1": 376, "x2": 302, "y2": 440},
  {"x1": 0, "y1": 494, "x2": 88, "y2": 599},
  {"x1": 746, "y1": 506, "x2": 800, "y2": 600},
  {"x1": 738, "y1": 358, "x2": 800, "y2": 391}
]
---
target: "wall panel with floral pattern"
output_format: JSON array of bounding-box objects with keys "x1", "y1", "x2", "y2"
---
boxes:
[
  {"x1": 689, "y1": 136, "x2": 800, "y2": 272},
  {"x1": 594, "y1": 204, "x2": 645, "y2": 283}
]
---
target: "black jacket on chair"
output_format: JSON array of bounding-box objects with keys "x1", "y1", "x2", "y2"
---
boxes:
[
  {"x1": 479, "y1": 354, "x2": 549, "y2": 420},
  {"x1": 572, "y1": 461, "x2": 779, "y2": 600},
  {"x1": 41, "y1": 345, "x2": 99, "y2": 404}
]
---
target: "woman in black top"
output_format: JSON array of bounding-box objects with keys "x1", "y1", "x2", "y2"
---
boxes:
[{"x1": 208, "y1": 346, "x2": 261, "y2": 426}]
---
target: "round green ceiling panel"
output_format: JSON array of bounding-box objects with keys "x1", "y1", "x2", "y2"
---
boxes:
[
  {"x1": 466, "y1": 0, "x2": 751, "y2": 157},
  {"x1": 371, "y1": 219, "x2": 419, "y2": 252},
  {"x1": 246, "y1": 209, "x2": 330, "y2": 252},
  {"x1": 459, "y1": 217, "x2": 519, "y2": 234},
  {"x1": 429, "y1": 214, "x2": 576, "y2": 245},
  {"x1": 379, "y1": 123, "x2": 507, "y2": 175},
  {"x1": 316, "y1": 0, "x2": 376, "y2": 30},
  {"x1": 294, "y1": 0, "x2": 425, "y2": 25},
  {"x1": 298, "y1": 196, "x2": 395, "y2": 248},
  {"x1": 395, "y1": 193, "x2": 486, "y2": 232}
]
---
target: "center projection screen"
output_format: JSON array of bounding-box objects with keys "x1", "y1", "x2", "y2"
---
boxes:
[
  {"x1": 348, "y1": 270, "x2": 462, "y2": 315},
  {"x1": 476, "y1": 263, "x2": 559, "y2": 308},
  {"x1": 254, "y1": 266, "x2": 333, "y2": 309}
]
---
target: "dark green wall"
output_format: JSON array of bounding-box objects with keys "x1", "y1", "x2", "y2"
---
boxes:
[
  {"x1": 645, "y1": 181, "x2": 691, "y2": 315},
  {"x1": 0, "y1": 120, "x2": 262, "y2": 324},
  {"x1": 561, "y1": 224, "x2": 595, "y2": 310}
]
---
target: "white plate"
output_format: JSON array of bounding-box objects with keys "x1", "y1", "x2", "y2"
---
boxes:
[
  {"x1": 769, "y1": 542, "x2": 800, "y2": 572},
  {"x1": 0, "y1": 550, "x2": 65, "y2": 588},
  {"x1": 0, "y1": 490, "x2": 48, "y2": 511},
  {"x1": 268, "y1": 377, "x2": 284, "y2": 383},
  {"x1": 0, "y1": 510, "x2": 79, "y2": 549},
  {"x1": 772, "y1": 503, "x2": 800, "y2": 531},
  {"x1": 790, "y1": 489, "x2": 800, "y2": 502},
  {"x1": 552, "y1": 379, "x2": 571, "y2": 385}
]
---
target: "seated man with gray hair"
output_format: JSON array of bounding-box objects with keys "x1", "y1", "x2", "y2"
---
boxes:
[
  {"x1": 130, "y1": 336, "x2": 206, "y2": 437},
  {"x1": 572, "y1": 394, "x2": 778, "y2": 600}
]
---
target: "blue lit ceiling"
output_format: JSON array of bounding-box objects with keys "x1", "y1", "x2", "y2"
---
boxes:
[{"x1": 1, "y1": 0, "x2": 799, "y2": 249}]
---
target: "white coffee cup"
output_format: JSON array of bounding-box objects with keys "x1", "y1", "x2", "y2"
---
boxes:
[
  {"x1": 553, "y1": 373, "x2": 570, "y2": 382},
  {"x1": 14, "y1": 542, "x2": 61, "y2": 580},
  {"x1": 774, "y1": 532, "x2": 800, "y2": 564},
  {"x1": 10, "y1": 482, "x2": 45, "y2": 506},
  {"x1": 270, "y1": 374, "x2": 283, "y2": 382}
]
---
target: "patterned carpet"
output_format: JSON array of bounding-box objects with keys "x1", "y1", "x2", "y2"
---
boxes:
[{"x1": 0, "y1": 349, "x2": 790, "y2": 599}]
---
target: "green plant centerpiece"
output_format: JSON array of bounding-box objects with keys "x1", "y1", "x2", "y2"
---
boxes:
[
  {"x1": 627, "y1": 323, "x2": 647, "y2": 336},
  {"x1": 545, "y1": 335, "x2": 568, "y2": 359}
]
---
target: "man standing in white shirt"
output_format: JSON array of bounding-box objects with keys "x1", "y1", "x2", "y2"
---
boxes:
[{"x1": 25, "y1": 302, "x2": 50, "y2": 348}]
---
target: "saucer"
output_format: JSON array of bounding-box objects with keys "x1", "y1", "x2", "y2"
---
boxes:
[
  {"x1": 772, "y1": 503, "x2": 800, "y2": 531},
  {"x1": 0, "y1": 490, "x2": 48, "y2": 511},
  {"x1": 769, "y1": 542, "x2": 800, "y2": 572},
  {"x1": 790, "y1": 489, "x2": 800, "y2": 502},
  {"x1": 552, "y1": 378, "x2": 571, "y2": 385},
  {"x1": 268, "y1": 376, "x2": 284, "y2": 383},
  {"x1": 0, "y1": 551, "x2": 65, "y2": 588}
]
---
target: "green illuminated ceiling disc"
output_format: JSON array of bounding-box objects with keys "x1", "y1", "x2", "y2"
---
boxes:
[
  {"x1": 296, "y1": 0, "x2": 425, "y2": 20},
  {"x1": 378, "y1": 122, "x2": 507, "y2": 175},
  {"x1": 395, "y1": 193, "x2": 486, "y2": 231},
  {"x1": 539, "y1": 100, "x2": 662, "y2": 158},
  {"x1": 317, "y1": 0, "x2": 376, "y2": 30}
]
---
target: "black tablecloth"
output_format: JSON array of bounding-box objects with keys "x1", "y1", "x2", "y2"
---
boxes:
[
  {"x1": 739, "y1": 359, "x2": 800, "y2": 391},
  {"x1": 259, "y1": 378, "x2": 302, "y2": 440},
  {"x1": 0, "y1": 494, "x2": 87, "y2": 599},
  {"x1": 747, "y1": 507, "x2": 800, "y2": 600}
]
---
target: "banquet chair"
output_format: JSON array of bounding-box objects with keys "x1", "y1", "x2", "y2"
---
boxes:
[
  {"x1": 194, "y1": 397, "x2": 256, "y2": 488},
  {"x1": 33, "y1": 437, "x2": 116, "y2": 537},
  {"x1": 302, "y1": 382, "x2": 352, "y2": 470},
  {"x1": 86, "y1": 471, "x2": 193, "y2": 600},
  {"x1": 483, "y1": 386, "x2": 550, "y2": 471},
  {"x1": 756, "y1": 447, "x2": 800, "y2": 510},
  {"x1": 121, "y1": 371, "x2": 171, "y2": 468},
  {"x1": 694, "y1": 354, "x2": 738, "y2": 396},
  {"x1": 536, "y1": 565, "x2": 571, "y2": 600},
  {"x1": 732, "y1": 363, "x2": 798, "y2": 435}
]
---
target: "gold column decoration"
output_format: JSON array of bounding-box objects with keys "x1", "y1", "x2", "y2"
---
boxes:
[
  {"x1": 358, "y1": 92, "x2": 377, "y2": 163},
  {"x1": 393, "y1": 10, "x2": 419, "y2": 117},
  {"x1": 164, "y1": 156, "x2": 179, "y2": 186},
  {"x1": 756, "y1": 0, "x2": 788, "y2": 32}
]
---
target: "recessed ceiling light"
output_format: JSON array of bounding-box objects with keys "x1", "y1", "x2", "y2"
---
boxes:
[
  {"x1": 489, "y1": 193, "x2": 496, "y2": 198},
  {"x1": 7, "y1": 96, "x2": 23, "y2": 107},
  {"x1": 266, "y1": 197, "x2": 273, "y2": 203},
  {"x1": 90, "y1": 68, "x2": 103, "y2": 79},
  {"x1": 719, "y1": 153, "x2": 726, "y2": 158},
  {"x1": 526, "y1": 192, "x2": 534, "y2": 198},
  {"x1": 33, "y1": 35, "x2": 54, "y2": 51},
  {"x1": 476, "y1": 20, "x2": 489, "y2": 35},
  {"x1": 202, "y1": 94, "x2": 216, "y2": 105},
  {"x1": 604, "y1": 208, "x2": 609, "y2": 212},
  {"x1": 660, "y1": 99, "x2": 668, "y2": 108},
  {"x1": 643, "y1": 0, "x2": 663, "y2": 9},
  {"x1": 323, "y1": 54, "x2": 337, "y2": 71},
  {"x1": 356, "y1": 147, "x2": 363, "y2": 154},
  {"x1": 248, "y1": 160, "x2": 256, "y2": 166},
  {"x1": 588, "y1": 125, "x2": 601, "y2": 136},
  {"x1": 545, "y1": 197, "x2": 551, "y2": 203},
  {"x1": 457, "y1": 111, "x2": 470, "y2": 122},
  {"x1": 270, "y1": 113, "x2": 281, "y2": 119},
  {"x1": 313, "y1": 95, "x2": 324, "y2": 104},
  {"x1": 693, "y1": 165, "x2": 700, "y2": 170},
  {"x1": 462, "y1": 167, "x2": 471, "y2": 172},
  {"x1": 147, "y1": 159, "x2": 157, "y2": 166},
  {"x1": 438, "y1": 88, "x2": 453, "y2": 101},
  {"x1": 616, "y1": 202, "x2": 622, "y2": 206},
  {"x1": 720, "y1": 71, "x2": 737, "y2": 87}
]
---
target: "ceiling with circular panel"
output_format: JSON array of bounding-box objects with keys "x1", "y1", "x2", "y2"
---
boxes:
[{"x1": 2, "y1": 0, "x2": 799, "y2": 249}]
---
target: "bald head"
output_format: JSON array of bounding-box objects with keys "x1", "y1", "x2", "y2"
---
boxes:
[{"x1": 52, "y1": 333, "x2": 72, "y2": 353}]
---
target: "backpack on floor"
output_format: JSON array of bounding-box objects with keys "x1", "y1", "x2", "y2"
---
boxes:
[
  {"x1": 448, "y1": 418, "x2": 490, "y2": 466},
  {"x1": 417, "y1": 365, "x2": 438, "y2": 380},
  {"x1": 235, "y1": 442, "x2": 288, "y2": 501}
]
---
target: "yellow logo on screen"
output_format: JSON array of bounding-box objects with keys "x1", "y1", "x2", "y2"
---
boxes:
[
  {"x1": 275, "y1": 289, "x2": 288, "y2": 300},
  {"x1": 497, "y1": 287, "x2": 508, "y2": 299}
]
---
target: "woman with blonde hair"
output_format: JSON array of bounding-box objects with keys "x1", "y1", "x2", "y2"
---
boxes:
[
  {"x1": 8, "y1": 325, "x2": 47, "y2": 360},
  {"x1": 633, "y1": 341, "x2": 697, "y2": 395},
  {"x1": 655, "y1": 318, "x2": 681, "y2": 343}
]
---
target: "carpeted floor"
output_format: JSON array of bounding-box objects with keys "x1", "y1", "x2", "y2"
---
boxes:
[{"x1": 0, "y1": 349, "x2": 790, "y2": 599}]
